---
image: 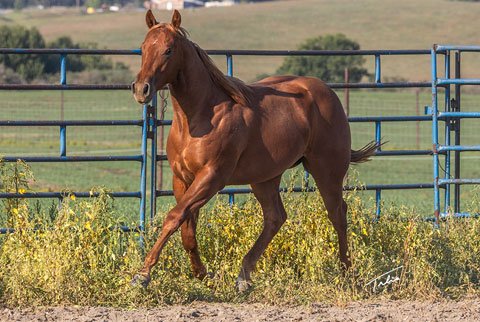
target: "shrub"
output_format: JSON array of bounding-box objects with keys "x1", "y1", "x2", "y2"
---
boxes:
[
  {"x1": 0, "y1": 64, "x2": 26, "y2": 84},
  {"x1": 276, "y1": 34, "x2": 369, "y2": 83}
]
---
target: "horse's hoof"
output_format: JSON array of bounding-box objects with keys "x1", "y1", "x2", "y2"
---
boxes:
[
  {"x1": 235, "y1": 277, "x2": 252, "y2": 293},
  {"x1": 205, "y1": 271, "x2": 216, "y2": 279},
  {"x1": 131, "y1": 273, "x2": 151, "y2": 288},
  {"x1": 196, "y1": 271, "x2": 215, "y2": 281},
  {"x1": 202, "y1": 272, "x2": 217, "y2": 288}
]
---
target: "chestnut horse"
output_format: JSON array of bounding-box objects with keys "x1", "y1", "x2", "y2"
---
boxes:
[{"x1": 131, "y1": 10, "x2": 377, "y2": 291}]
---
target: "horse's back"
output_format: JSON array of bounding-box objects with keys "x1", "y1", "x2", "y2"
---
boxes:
[
  {"x1": 253, "y1": 75, "x2": 351, "y2": 163},
  {"x1": 251, "y1": 75, "x2": 349, "y2": 139}
]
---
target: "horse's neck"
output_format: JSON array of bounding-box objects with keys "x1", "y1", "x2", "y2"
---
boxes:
[{"x1": 169, "y1": 43, "x2": 224, "y2": 122}]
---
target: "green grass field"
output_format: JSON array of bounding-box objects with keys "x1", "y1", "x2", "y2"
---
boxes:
[
  {"x1": 2, "y1": 0, "x2": 480, "y2": 82},
  {"x1": 1, "y1": 0, "x2": 480, "y2": 223},
  {"x1": 2, "y1": 88, "x2": 480, "y2": 222}
]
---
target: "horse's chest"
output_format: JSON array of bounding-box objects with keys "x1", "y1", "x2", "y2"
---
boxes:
[{"x1": 167, "y1": 136, "x2": 209, "y2": 184}]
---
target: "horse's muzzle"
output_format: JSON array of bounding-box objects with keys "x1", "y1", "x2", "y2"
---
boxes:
[{"x1": 132, "y1": 81, "x2": 153, "y2": 104}]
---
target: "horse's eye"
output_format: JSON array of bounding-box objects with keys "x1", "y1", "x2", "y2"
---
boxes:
[{"x1": 165, "y1": 48, "x2": 172, "y2": 55}]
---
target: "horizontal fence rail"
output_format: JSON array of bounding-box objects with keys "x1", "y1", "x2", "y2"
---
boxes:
[{"x1": 1, "y1": 45, "x2": 479, "y2": 236}]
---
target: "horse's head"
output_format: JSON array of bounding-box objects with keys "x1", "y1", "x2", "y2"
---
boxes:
[{"x1": 132, "y1": 9, "x2": 184, "y2": 104}]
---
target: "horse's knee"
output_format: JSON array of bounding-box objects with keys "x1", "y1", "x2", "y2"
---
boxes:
[
  {"x1": 163, "y1": 207, "x2": 189, "y2": 234},
  {"x1": 181, "y1": 232, "x2": 197, "y2": 252}
]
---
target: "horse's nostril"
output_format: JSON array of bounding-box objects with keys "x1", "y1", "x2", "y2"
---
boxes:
[
  {"x1": 131, "y1": 82, "x2": 136, "y2": 94},
  {"x1": 143, "y1": 83, "x2": 150, "y2": 96}
]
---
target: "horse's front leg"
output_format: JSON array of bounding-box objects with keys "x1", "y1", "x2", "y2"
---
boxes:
[
  {"x1": 172, "y1": 175, "x2": 208, "y2": 280},
  {"x1": 132, "y1": 167, "x2": 225, "y2": 288}
]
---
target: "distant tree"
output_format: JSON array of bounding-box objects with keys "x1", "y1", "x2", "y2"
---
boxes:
[
  {"x1": 0, "y1": 25, "x2": 46, "y2": 80},
  {"x1": 0, "y1": 25, "x2": 131, "y2": 83},
  {"x1": 276, "y1": 33, "x2": 369, "y2": 83},
  {"x1": 44, "y1": 36, "x2": 84, "y2": 74},
  {"x1": 45, "y1": 36, "x2": 128, "y2": 73}
]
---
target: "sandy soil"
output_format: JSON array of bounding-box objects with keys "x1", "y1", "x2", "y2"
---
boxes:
[{"x1": 1, "y1": 300, "x2": 480, "y2": 321}]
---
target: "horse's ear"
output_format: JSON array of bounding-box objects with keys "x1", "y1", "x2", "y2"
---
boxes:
[
  {"x1": 146, "y1": 9, "x2": 158, "y2": 29},
  {"x1": 171, "y1": 9, "x2": 181, "y2": 31}
]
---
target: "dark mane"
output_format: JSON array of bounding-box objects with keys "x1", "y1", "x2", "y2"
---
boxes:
[{"x1": 189, "y1": 42, "x2": 253, "y2": 106}]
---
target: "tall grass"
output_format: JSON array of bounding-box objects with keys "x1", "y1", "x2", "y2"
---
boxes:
[{"x1": 0, "y1": 160, "x2": 479, "y2": 307}]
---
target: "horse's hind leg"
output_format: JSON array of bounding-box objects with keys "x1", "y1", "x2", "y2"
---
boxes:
[
  {"x1": 304, "y1": 158, "x2": 352, "y2": 269},
  {"x1": 237, "y1": 175, "x2": 286, "y2": 291}
]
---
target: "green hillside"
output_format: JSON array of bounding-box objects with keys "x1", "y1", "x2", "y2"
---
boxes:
[{"x1": 1, "y1": 0, "x2": 480, "y2": 82}]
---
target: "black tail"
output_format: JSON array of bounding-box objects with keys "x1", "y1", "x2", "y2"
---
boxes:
[{"x1": 350, "y1": 141, "x2": 384, "y2": 165}]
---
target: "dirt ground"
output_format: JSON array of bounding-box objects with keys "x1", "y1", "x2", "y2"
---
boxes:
[{"x1": 1, "y1": 300, "x2": 480, "y2": 322}]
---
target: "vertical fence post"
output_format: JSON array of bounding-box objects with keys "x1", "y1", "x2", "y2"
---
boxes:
[
  {"x1": 376, "y1": 189, "x2": 381, "y2": 219},
  {"x1": 375, "y1": 121, "x2": 382, "y2": 217},
  {"x1": 59, "y1": 54, "x2": 67, "y2": 212},
  {"x1": 139, "y1": 104, "x2": 148, "y2": 245},
  {"x1": 150, "y1": 94, "x2": 158, "y2": 223},
  {"x1": 375, "y1": 121, "x2": 382, "y2": 150},
  {"x1": 375, "y1": 55, "x2": 381, "y2": 83},
  {"x1": 454, "y1": 51, "x2": 461, "y2": 214},
  {"x1": 60, "y1": 54, "x2": 66, "y2": 122},
  {"x1": 60, "y1": 125, "x2": 66, "y2": 157},
  {"x1": 227, "y1": 54, "x2": 233, "y2": 77},
  {"x1": 415, "y1": 89, "x2": 420, "y2": 149},
  {"x1": 60, "y1": 54, "x2": 67, "y2": 85},
  {"x1": 444, "y1": 51, "x2": 451, "y2": 211},
  {"x1": 344, "y1": 67, "x2": 349, "y2": 116},
  {"x1": 158, "y1": 90, "x2": 166, "y2": 194},
  {"x1": 374, "y1": 54, "x2": 382, "y2": 219},
  {"x1": 60, "y1": 54, "x2": 67, "y2": 158},
  {"x1": 431, "y1": 45, "x2": 440, "y2": 227}
]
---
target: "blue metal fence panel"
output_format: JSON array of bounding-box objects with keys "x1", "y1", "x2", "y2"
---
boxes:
[
  {"x1": 0, "y1": 48, "x2": 151, "y2": 236},
  {"x1": 1, "y1": 45, "x2": 479, "y2": 235}
]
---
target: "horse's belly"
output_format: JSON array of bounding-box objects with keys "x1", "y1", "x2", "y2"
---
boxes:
[{"x1": 227, "y1": 142, "x2": 306, "y2": 185}]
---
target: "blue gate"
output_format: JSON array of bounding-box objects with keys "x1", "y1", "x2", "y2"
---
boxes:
[
  {"x1": 430, "y1": 45, "x2": 480, "y2": 223},
  {"x1": 1, "y1": 45, "x2": 479, "y2": 234}
]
